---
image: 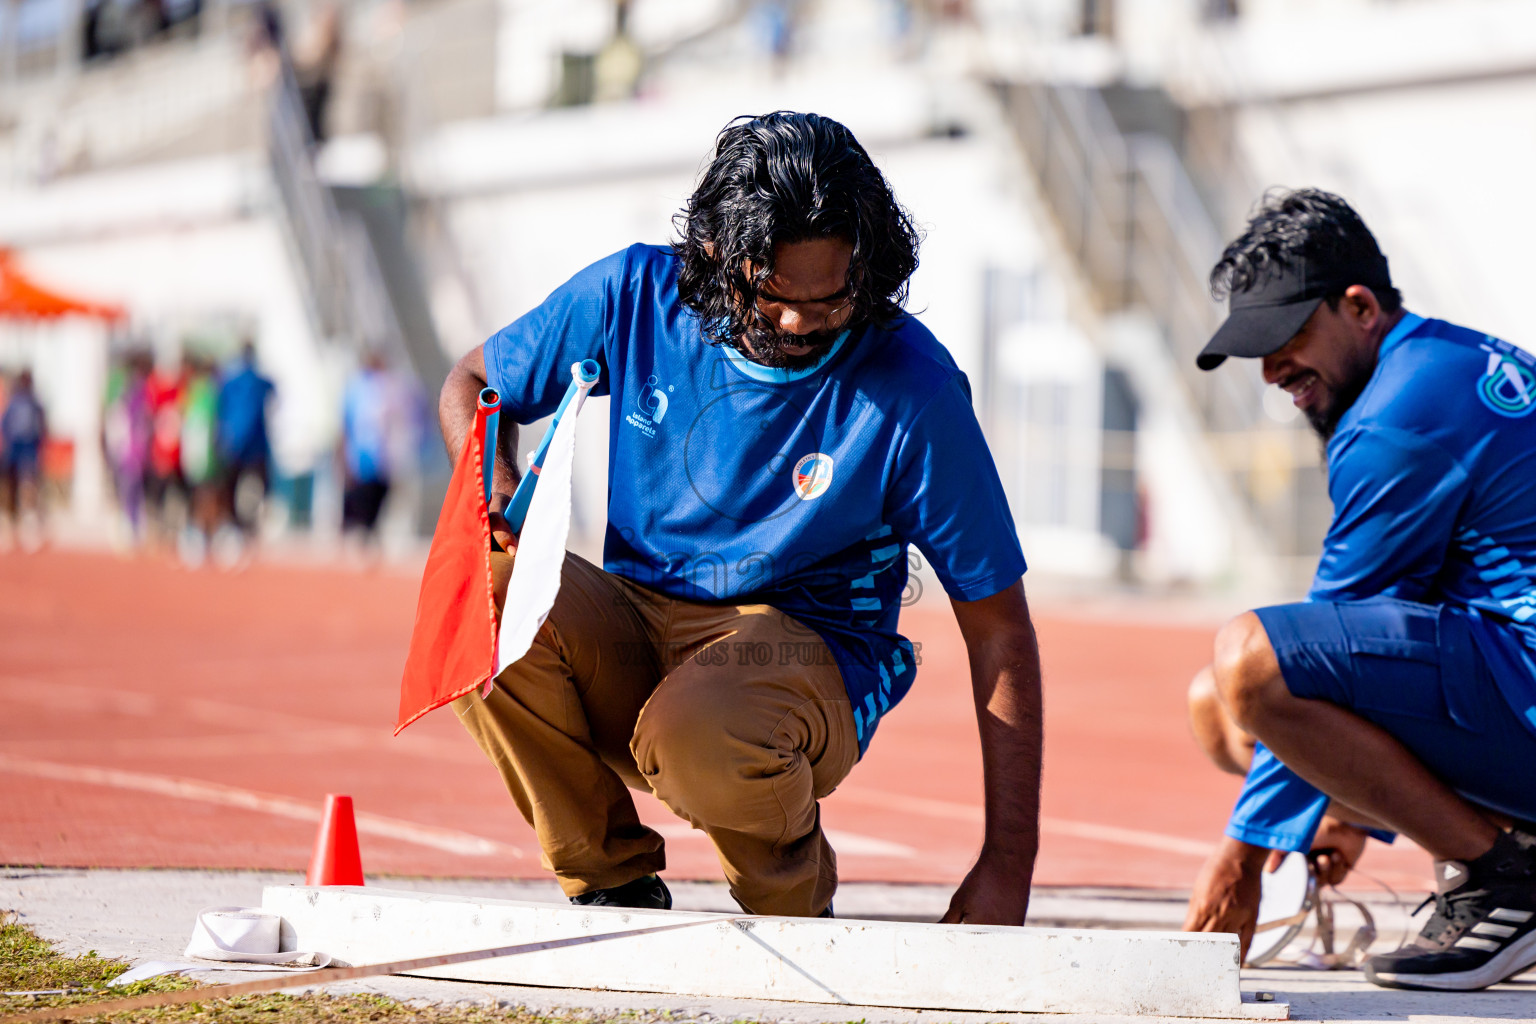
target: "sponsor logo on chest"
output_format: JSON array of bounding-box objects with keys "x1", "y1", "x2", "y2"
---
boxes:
[{"x1": 625, "y1": 374, "x2": 672, "y2": 439}]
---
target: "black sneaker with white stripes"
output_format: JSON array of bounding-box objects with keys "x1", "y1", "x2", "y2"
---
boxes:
[{"x1": 1365, "y1": 829, "x2": 1536, "y2": 991}]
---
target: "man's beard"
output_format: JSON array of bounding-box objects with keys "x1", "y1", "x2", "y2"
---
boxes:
[
  {"x1": 735, "y1": 324, "x2": 846, "y2": 371},
  {"x1": 1306, "y1": 371, "x2": 1371, "y2": 443}
]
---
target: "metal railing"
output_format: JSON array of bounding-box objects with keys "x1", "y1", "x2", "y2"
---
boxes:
[
  {"x1": 999, "y1": 78, "x2": 1331, "y2": 560},
  {"x1": 268, "y1": 57, "x2": 417, "y2": 371},
  {"x1": 267, "y1": 60, "x2": 357, "y2": 344}
]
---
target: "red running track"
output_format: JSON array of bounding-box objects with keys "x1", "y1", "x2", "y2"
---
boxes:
[{"x1": 0, "y1": 550, "x2": 1432, "y2": 894}]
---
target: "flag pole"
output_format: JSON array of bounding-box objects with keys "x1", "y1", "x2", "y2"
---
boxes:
[
  {"x1": 503, "y1": 359, "x2": 600, "y2": 533},
  {"x1": 476, "y1": 387, "x2": 501, "y2": 509}
]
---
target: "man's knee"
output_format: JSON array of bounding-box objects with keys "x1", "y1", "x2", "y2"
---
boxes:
[
  {"x1": 1211, "y1": 612, "x2": 1289, "y2": 731},
  {"x1": 1188, "y1": 665, "x2": 1222, "y2": 726},
  {"x1": 1188, "y1": 665, "x2": 1252, "y2": 775},
  {"x1": 631, "y1": 672, "x2": 810, "y2": 835},
  {"x1": 633, "y1": 675, "x2": 775, "y2": 773}
]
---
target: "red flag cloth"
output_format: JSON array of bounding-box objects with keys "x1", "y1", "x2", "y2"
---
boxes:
[{"x1": 395, "y1": 407, "x2": 496, "y2": 734}]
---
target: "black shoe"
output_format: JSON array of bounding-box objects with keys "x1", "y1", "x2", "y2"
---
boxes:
[
  {"x1": 729, "y1": 896, "x2": 833, "y2": 917},
  {"x1": 1365, "y1": 830, "x2": 1536, "y2": 991},
  {"x1": 569, "y1": 874, "x2": 672, "y2": 910}
]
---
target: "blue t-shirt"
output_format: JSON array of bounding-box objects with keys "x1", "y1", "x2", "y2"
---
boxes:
[
  {"x1": 1229, "y1": 312, "x2": 1536, "y2": 850},
  {"x1": 2, "y1": 391, "x2": 45, "y2": 462},
  {"x1": 217, "y1": 362, "x2": 275, "y2": 464},
  {"x1": 343, "y1": 369, "x2": 393, "y2": 483},
  {"x1": 483, "y1": 244, "x2": 1028, "y2": 752}
]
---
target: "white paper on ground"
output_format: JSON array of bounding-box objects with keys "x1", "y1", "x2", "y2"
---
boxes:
[
  {"x1": 184, "y1": 906, "x2": 330, "y2": 970},
  {"x1": 495, "y1": 370, "x2": 594, "y2": 679},
  {"x1": 109, "y1": 961, "x2": 200, "y2": 986}
]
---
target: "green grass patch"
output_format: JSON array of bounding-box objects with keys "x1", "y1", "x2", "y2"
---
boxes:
[
  {"x1": 2, "y1": 908, "x2": 126, "y2": 994},
  {"x1": 3, "y1": 907, "x2": 207, "y2": 1019}
]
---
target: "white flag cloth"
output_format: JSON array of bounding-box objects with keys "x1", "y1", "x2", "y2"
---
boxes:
[{"x1": 495, "y1": 369, "x2": 594, "y2": 679}]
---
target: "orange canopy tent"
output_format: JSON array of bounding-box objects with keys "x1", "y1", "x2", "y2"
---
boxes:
[{"x1": 0, "y1": 249, "x2": 125, "y2": 323}]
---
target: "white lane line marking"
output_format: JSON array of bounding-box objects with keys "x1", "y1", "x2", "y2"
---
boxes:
[
  {"x1": 1039, "y1": 818, "x2": 1215, "y2": 858},
  {"x1": 823, "y1": 829, "x2": 919, "y2": 859},
  {"x1": 0, "y1": 676, "x2": 480, "y2": 765},
  {"x1": 0, "y1": 753, "x2": 524, "y2": 859},
  {"x1": 834, "y1": 786, "x2": 1215, "y2": 858},
  {"x1": 0, "y1": 728, "x2": 384, "y2": 762},
  {"x1": 648, "y1": 822, "x2": 915, "y2": 858}
]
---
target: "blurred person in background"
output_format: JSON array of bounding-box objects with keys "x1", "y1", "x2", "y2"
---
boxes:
[
  {"x1": 593, "y1": 1, "x2": 642, "y2": 104},
  {"x1": 0, "y1": 373, "x2": 9, "y2": 522},
  {"x1": 144, "y1": 356, "x2": 189, "y2": 551},
  {"x1": 1184, "y1": 190, "x2": 1536, "y2": 991},
  {"x1": 83, "y1": 0, "x2": 136, "y2": 61},
  {"x1": 2, "y1": 370, "x2": 49, "y2": 549},
  {"x1": 83, "y1": 0, "x2": 196, "y2": 61},
  {"x1": 339, "y1": 350, "x2": 396, "y2": 555},
  {"x1": 214, "y1": 341, "x2": 276, "y2": 558},
  {"x1": 251, "y1": 0, "x2": 284, "y2": 52},
  {"x1": 751, "y1": 0, "x2": 795, "y2": 72},
  {"x1": 177, "y1": 355, "x2": 222, "y2": 566},
  {"x1": 103, "y1": 354, "x2": 153, "y2": 548},
  {"x1": 246, "y1": 0, "x2": 288, "y2": 90},
  {"x1": 294, "y1": 3, "x2": 344, "y2": 145}
]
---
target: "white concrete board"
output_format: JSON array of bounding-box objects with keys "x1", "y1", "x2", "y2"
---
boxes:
[{"x1": 262, "y1": 886, "x2": 1286, "y2": 1020}]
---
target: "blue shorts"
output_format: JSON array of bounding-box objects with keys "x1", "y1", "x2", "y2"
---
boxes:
[
  {"x1": 4, "y1": 443, "x2": 39, "y2": 483},
  {"x1": 1227, "y1": 598, "x2": 1536, "y2": 852}
]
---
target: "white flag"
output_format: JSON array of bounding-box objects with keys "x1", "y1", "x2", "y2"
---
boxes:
[{"x1": 494, "y1": 367, "x2": 594, "y2": 678}]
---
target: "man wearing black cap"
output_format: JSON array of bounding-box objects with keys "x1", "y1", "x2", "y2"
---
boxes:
[{"x1": 1180, "y1": 189, "x2": 1536, "y2": 991}]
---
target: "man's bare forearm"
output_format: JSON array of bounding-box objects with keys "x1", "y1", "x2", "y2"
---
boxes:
[
  {"x1": 440, "y1": 346, "x2": 520, "y2": 499},
  {"x1": 965, "y1": 597, "x2": 1044, "y2": 865},
  {"x1": 940, "y1": 580, "x2": 1042, "y2": 925}
]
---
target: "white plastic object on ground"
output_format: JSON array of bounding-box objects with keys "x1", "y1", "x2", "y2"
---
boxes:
[
  {"x1": 185, "y1": 907, "x2": 330, "y2": 971},
  {"x1": 109, "y1": 961, "x2": 200, "y2": 986}
]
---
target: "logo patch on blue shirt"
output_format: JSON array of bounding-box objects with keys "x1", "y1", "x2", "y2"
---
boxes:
[
  {"x1": 793, "y1": 453, "x2": 834, "y2": 500},
  {"x1": 625, "y1": 374, "x2": 671, "y2": 438},
  {"x1": 1478, "y1": 348, "x2": 1536, "y2": 418}
]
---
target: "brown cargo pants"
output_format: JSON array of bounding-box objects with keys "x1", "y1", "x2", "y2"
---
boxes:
[{"x1": 452, "y1": 551, "x2": 858, "y2": 916}]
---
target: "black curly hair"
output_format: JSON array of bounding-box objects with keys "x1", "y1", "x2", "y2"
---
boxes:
[
  {"x1": 1210, "y1": 188, "x2": 1402, "y2": 313},
  {"x1": 673, "y1": 111, "x2": 921, "y2": 352}
]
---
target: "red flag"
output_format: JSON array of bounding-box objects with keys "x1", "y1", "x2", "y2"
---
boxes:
[{"x1": 395, "y1": 406, "x2": 496, "y2": 734}]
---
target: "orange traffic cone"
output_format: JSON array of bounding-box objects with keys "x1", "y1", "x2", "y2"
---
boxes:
[{"x1": 306, "y1": 794, "x2": 364, "y2": 886}]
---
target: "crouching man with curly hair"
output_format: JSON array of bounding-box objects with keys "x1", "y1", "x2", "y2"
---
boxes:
[{"x1": 437, "y1": 111, "x2": 1043, "y2": 924}]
